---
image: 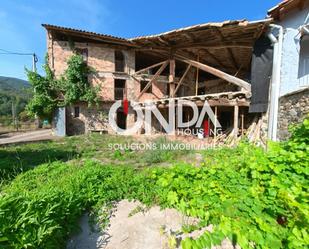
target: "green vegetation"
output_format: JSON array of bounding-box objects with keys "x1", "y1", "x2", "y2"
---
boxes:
[
  {"x1": 0, "y1": 120, "x2": 308, "y2": 248},
  {"x1": 0, "y1": 76, "x2": 31, "y2": 118},
  {"x1": 26, "y1": 55, "x2": 99, "y2": 121},
  {"x1": 0, "y1": 135, "x2": 191, "y2": 181}
]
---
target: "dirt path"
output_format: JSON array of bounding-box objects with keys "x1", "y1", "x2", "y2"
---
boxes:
[
  {"x1": 67, "y1": 200, "x2": 238, "y2": 249},
  {"x1": 0, "y1": 129, "x2": 55, "y2": 145}
]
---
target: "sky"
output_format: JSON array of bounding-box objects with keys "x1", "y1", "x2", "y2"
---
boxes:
[{"x1": 0, "y1": 0, "x2": 280, "y2": 80}]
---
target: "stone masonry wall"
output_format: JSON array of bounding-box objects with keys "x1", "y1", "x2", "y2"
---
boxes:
[
  {"x1": 66, "y1": 102, "x2": 114, "y2": 136},
  {"x1": 47, "y1": 32, "x2": 137, "y2": 135},
  {"x1": 277, "y1": 87, "x2": 309, "y2": 140},
  {"x1": 48, "y1": 38, "x2": 135, "y2": 101}
]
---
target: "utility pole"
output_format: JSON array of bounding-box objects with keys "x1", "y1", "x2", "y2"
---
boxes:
[
  {"x1": 11, "y1": 100, "x2": 17, "y2": 131},
  {"x1": 32, "y1": 53, "x2": 38, "y2": 72}
]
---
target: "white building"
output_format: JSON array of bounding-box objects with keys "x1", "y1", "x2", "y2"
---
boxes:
[{"x1": 267, "y1": 0, "x2": 309, "y2": 140}]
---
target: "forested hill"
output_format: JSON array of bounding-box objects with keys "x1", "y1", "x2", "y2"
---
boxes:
[{"x1": 0, "y1": 76, "x2": 32, "y2": 116}]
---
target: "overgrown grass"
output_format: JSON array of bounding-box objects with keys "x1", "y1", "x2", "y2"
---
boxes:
[
  {"x1": 0, "y1": 120, "x2": 308, "y2": 248},
  {"x1": 0, "y1": 134, "x2": 193, "y2": 182}
]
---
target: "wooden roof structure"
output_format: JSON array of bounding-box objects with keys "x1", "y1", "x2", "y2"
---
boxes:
[
  {"x1": 43, "y1": 19, "x2": 271, "y2": 82},
  {"x1": 130, "y1": 19, "x2": 271, "y2": 74},
  {"x1": 43, "y1": 19, "x2": 272, "y2": 102},
  {"x1": 268, "y1": 0, "x2": 309, "y2": 20}
]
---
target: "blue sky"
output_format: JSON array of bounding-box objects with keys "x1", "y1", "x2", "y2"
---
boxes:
[{"x1": 0, "y1": 0, "x2": 279, "y2": 80}]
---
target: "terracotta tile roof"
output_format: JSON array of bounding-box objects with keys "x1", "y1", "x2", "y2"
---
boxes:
[{"x1": 268, "y1": 0, "x2": 308, "y2": 20}]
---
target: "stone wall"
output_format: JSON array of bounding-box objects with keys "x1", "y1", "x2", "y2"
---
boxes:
[
  {"x1": 47, "y1": 34, "x2": 136, "y2": 101},
  {"x1": 277, "y1": 87, "x2": 309, "y2": 140},
  {"x1": 66, "y1": 102, "x2": 114, "y2": 136},
  {"x1": 47, "y1": 32, "x2": 137, "y2": 135}
]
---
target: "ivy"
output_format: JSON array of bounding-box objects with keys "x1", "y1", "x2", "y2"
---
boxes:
[{"x1": 26, "y1": 54, "x2": 99, "y2": 121}]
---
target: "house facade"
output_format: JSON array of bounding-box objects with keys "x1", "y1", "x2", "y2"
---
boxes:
[
  {"x1": 268, "y1": 0, "x2": 309, "y2": 140},
  {"x1": 45, "y1": 0, "x2": 309, "y2": 141},
  {"x1": 45, "y1": 20, "x2": 268, "y2": 139}
]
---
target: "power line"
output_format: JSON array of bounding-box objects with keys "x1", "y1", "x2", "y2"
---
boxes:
[
  {"x1": 0, "y1": 48, "x2": 38, "y2": 72},
  {"x1": 0, "y1": 48, "x2": 33, "y2": 56}
]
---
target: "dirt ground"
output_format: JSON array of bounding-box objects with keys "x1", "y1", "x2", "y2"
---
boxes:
[
  {"x1": 0, "y1": 129, "x2": 55, "y2": 145},
  {"x1": 67, "y1": 200, "x2": 238, "y2": 249}
]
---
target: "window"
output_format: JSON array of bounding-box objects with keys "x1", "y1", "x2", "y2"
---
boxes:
[
  {"x1": 75, "y1": 48, "x2": 88, "y2": 63},
  {"x1": 114, "y1": 79, "x2": 126, "y2": 100},
  {"x1": 140, "y1": 80, "x2": 152, "y2": 93},
  {"x1": 74, "y1": 106, "x2": 80, "y2": 118},
  {"x1": 298, "y1": 36, "x2": 309, "y2": 87},
  {"x1": 115, "y1": 50, "x2": 125, "y2": 72}
]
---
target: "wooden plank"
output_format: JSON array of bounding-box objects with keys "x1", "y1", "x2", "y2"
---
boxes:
[
  {"x1": 175, "y1": 54, "x2": 251, "y2": 92},
  {"x1": 137, "y1": 61, "x2": 169, "y2": 100},
  {"x1": 174, "y1": 64, "x2": 191, "y2": 96},
  {"x1": 134, "y1": 60, "x2": 168, "y2": 75}
]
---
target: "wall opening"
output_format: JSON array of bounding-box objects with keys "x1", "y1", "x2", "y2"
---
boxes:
[
  {"x1": 115, "y1": 50, "x2": 125, "y2": 72},
  {"x1": 114, "y1": 79, "x2": 126, "y2": 100},
  {"x1": 116, "y1": 111, "x2": 127, "y2": 129},
  {"x1": 74, "y1": 106, "x2": 80, "y2": 118}
]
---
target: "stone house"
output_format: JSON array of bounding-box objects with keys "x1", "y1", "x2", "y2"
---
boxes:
[
  {"x1": 44, "y1": 20, "x2": 269, "y2": 138},
  {"x1": 44, "y1": 0, "x2": 309, "y2": 141}
]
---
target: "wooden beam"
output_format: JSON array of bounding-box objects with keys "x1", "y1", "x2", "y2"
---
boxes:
[
  {"x1": 234, "y1": 105, "x2": 239, "y2": 137},
  {"x1": 137, "y1": 60, "x2": 169, "y2": 100},
  {"x1": 158, "y1": 37, "x2": 170, "y2": 46},
  {"x1": 175, "y1": 54, "x2": 251, "y2": 92},
  {"x1": 174, "y1": 64, "x2": 191, "y2": 96},
  {"x1": 135, "y1": 60, "x2": 168, "y2": 75},
  {"x1": 195, "y1": 53, "x2": 199, "y2": 96},
  {"x1": 196, "y1": 99, "x2": 249, "y2": 107},
  {"x1": 241, "y1": 112, "x2": 244, "y2": 136},
  {"x1": 173, "y1": 42, "x2": 253, "y2": 50},
  {"x1": 169, "y1": 59, "x2": 176, "y2": 97}
]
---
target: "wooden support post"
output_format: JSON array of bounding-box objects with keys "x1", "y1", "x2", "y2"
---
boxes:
[
  {"x1": 195, "y1": 53, "x2": 199, "y2": 96},
  {"x1": 241, "y1": 111, "x2": 244, "y2": 136},
  {"x1": 234, "y1": 105, "x2": 239, "y2": 137},
  {"x1": 169, "y1": 59, "x2": 175, "y2": 97}
]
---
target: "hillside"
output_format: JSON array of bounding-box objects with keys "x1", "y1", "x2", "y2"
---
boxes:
[{"x1": 0, "y1": 76, "x2": 32, "y2": 116}]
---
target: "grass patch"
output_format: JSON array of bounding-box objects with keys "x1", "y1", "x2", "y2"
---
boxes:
[{"x1": 0, "y1": 120, "x2": 308, "y2": 248}]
